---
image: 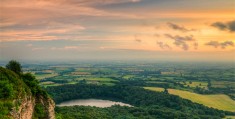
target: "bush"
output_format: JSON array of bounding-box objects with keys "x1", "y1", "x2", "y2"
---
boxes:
[
  {"x1": 33, "y1": 103, "x2": 46, "y2": 119},
  {"x1": 6, "y1": 60, "x2": 22, "y2": 75},
  {"x1": 0, "y1": 80, "x2": 14, "y2": 99}
]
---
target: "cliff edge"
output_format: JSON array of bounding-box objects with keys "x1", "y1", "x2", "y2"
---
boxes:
[{"x1": 0, "y1": 67, "x2": 55, "y2": 119}]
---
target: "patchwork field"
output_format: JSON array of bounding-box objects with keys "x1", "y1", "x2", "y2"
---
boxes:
[
  {"x1": 144, "y1": 87, "x2": 235, "y2": 112},
  {"x1": 180, "y1": 81, "x2": 208, "y2": 89}
]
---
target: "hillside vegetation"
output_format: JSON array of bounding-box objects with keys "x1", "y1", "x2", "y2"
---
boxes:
[{"x1": 0, "y1": 60, "x2": 55, "y2": 119}]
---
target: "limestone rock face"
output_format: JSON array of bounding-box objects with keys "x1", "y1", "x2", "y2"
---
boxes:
[
  {"x1": 11, "y1": 96, "x2": 35, "y2": 119},
  {"x1": 10, "y1": 96, "x2": 55, "y2": 119},
  {"x1": 47, "y1": 98, "x2": 55, "y2": 119},
  {"x1": 37, "y1": 96, "x2": 55, "y2": 119}
]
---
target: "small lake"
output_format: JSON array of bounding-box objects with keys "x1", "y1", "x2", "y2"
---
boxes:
[{"x1": 57, "y1": 99, "x2": 132, "y2": 108}]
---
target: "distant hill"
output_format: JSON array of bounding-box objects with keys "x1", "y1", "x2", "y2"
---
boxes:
[{"x1": 0, "y1": 67, "x2": 55, "y2": 119}]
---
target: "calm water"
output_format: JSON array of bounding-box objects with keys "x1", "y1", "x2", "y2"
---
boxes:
[{"x1": 57, "y1": 99, "x2": 132, "y2": 108}]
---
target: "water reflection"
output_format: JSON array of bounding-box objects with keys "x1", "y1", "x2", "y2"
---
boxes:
[{"x1": 57, "y1": 99, "x2": 132, "y2": 108}]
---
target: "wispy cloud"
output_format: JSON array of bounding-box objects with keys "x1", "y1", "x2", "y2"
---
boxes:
[
  {"x1": 165, "y1": 34, "x2": 195, "y2": 50},
  {"x1": 156, "y1": 41, "x2": 171, "y2": 49},
  {"x1": 193, "y1": 42, "x2": 198, "y2": 50},
  {"x1": 211, "y1": 20, "x2": 235, "y2": 32},
  {"x1": 32, "y1": 47, "x2": 46, "y2": 51},
  {"x1": 167, "y1": 22, "x2": 195, "y2": 32},
  {"x1": 205, "y1": 41, "x2": 234, "y2": 49},
  {"x1": 134, "y1": 34, "x2": 142, "y2": 43},
  {"x1": 0, "y1": 0, "x2": 139, "y2": 42},
  {"x1": 50, "y1": 46, "x2": 79, "y2": 50}
]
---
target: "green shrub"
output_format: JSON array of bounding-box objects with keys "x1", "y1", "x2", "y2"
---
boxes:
[
  {"x1": 33, "y1": 103, "x2": 46, "y2": 119},
  {"x1": 0, "y1": 80, "x2": 14, "y2": 99},
  {"x1": 0, "y1": 101, "x2": 13, "y2": 118}
]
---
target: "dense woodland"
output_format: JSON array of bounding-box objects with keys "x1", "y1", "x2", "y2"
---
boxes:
[{"x1": 47, "y1": 83, "x2": 234, "y2": 119}]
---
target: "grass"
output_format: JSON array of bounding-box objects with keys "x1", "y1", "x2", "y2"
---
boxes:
[
  {"x1": 70, "y1": 71, "x2": 91, "y2": 76},
  {"x1": 224, "y1": 116, "x2": 235, "y2": 119},
  {"x1": 144, "y1": 87, "x2": 235, "y2": 112},
  {"x1": 146, "y1": 81, "x2": 168, "y2": 84},
  {"x1": 100, "y1": 82, "x2": 115, "y2": 86},
  {"x1": 122, "y1": 75, "x2": 135, "y2": 79},
  {"x1": 144, "y1": 87, "x2": 164, "y2": 92}
]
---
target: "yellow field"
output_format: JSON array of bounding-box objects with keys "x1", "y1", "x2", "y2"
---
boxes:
[
  {"x1": 144, "y1": 87, "x2": 164, "y2": 92},
  {"x1": 35, "y1": 73, "x2": 58, "y2": 80},
  {"x1": 144, "y1": 87, "x2": 235, "y2": 112}
]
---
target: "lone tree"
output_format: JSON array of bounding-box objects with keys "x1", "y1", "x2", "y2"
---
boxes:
[
  {"x1": 164, "y1": 87, "x2": 169, "y2": 94},
  {"x1": 6, "y1": 60, "x2": 22, "y2": 75}
]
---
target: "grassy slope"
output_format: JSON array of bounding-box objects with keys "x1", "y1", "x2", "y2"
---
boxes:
[{"x1": 144, "y1": 87, "x2": 235, "y2": 112}]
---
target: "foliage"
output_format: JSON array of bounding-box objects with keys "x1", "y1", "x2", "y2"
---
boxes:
[
  {"x1": 0, "y1": 101, "x2": 13, "y2": 119},
  {"x1": 33, "y1": 103, "x2": 46, "y2": 119},
  {"x1": 5, "y1": 60, "x2": 22, "y2": 75},
  {"x1": 56, "y1": 105, "x2": 200, "y2": 119},
  {"x1": 22, "y1": 73, "x2": 39, "y2": 95},
  {"x1": 0, "y1": 80, "x2": 14, "y2": 99},
  {"x1": 0, "y1": 66, "x2": 30, "y2": 99},
  {"x1": 22, "y1": 72, "x2": 49, "y2": 98}
]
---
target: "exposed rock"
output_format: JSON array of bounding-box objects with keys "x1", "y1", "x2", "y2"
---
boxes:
[
  {"x1": 47, "y1": 98, "x2": 55, "y2": 119},
  {"x1": 10, "y1": 96, "x2": 55, "y2": 119},
  {"x1": 11, "y1": 96, "x2": 35, "y2": 119},
  {"x1": 36, "y1": 95, "x2": 55, "y2": 119}
]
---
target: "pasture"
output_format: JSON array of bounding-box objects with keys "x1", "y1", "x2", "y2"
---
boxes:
[{"x1": 144, "y1": 87, "x2": 235, "y2": 112}]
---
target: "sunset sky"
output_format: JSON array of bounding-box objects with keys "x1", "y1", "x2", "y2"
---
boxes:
[{"x1": 0, "y1": 0, "x2": 235, "y2": 62}]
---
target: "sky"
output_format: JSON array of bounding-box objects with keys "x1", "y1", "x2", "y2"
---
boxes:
[{"x1": 0, "y1": 0, "x2": 235, "y2": 62}]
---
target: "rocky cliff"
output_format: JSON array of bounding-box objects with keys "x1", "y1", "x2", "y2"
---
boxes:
[{"x1": 0, "y1": 67, "x2": 55, "y2": 119}]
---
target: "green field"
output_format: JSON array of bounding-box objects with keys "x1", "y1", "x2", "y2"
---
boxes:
[
  {"x1": 76, "y1": 77, "x2": 117, "y2": 82},
  {"x1": 144, "y1": 87, "x2": 235, "y2": 112},
  {"x1": 35, "y1": 73, "x2": 58, "y2": 80},
  {"x1": 212, "y1": 81, "x2": 235, "y2": 88},
  {"x1": 122, "y1": 75, "x2": 135, "y2": 79},
  {"x1": 181, "y1": 81, "x2": 208, "y2": 89}
]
